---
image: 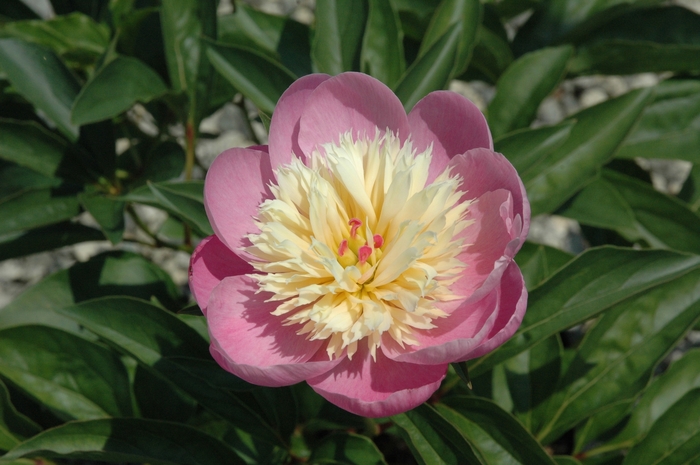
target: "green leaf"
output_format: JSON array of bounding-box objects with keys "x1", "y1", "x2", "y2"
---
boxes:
[
  {"x1": 71, "y1": 56, "x2": 168, "y2": 126},
  {"x1": 392, "y1": 403, "x2": 482, "y2": 465},
  {"x1": 133, "y1": 140, "x2": 186, "y2": 186},
  {"x1": 1, "y1": 12, "x2": 109, "y2": 65},
  {"x1": 0, "y1": 188, "x2": 80, "y2": 236},
  {"x1": 312, "y1": 0, "x2": 368, "y2": 75},
  {"x1": 461, "y1": 26, "x2": 513, "y2": 84},
  {"x1": 0, "y1": 38, "x2": 80, "y2": 140},
  {"x1": 78, "y1": 191, "x2": 125, "y2": 244},
  {"x1": 59, "y1": 297, "x2": 282, "y2": 446},
  {"x1": 361, "y1": 0, "x2": 405, "y2": 87},
  {"x1": 0, "y1": 325, "x2": 132, "y2": 420},
  {"x1": 418, "y1": 0, "x2": 480, "y2": 77},
  {"x1": 488, "y1": 46, "x2": 573, "y2": 138},
  {"x1": 571, "y1": 6, "x2": 700, "y2": 75},
  {"x1": 133, "y1": 362, "x2": 197, "y2": 423},
  {"x1": 515, "y1": 242, "x2": 574, "y2": 290},
  {"x1": 0, "y1": 222, "x2": 103, "y2": 261},
  {"x1": 602, "y1": 349, "x2": 700, "y2": 452},
  {"x1": 622, "y1": 389, "x2": 700, "y2": 465},
  {"x1": 160, "y1": 0, "x2": 217, "y2": 123},
  {"x1": 469, "y1": 247, "x2": 700, "y2": 376},
  {"x1": 394, "y1": 23, "x2": 461, "y2": 111},
  {"x1": 2, "y1": 418, "x2": 247, "y2": 464},
  {"x1": 525, "y1": 87, "x2": 653, "y2": 216},
  {"x1": 555, "y1": 457, "x2": 582, "y2": 465},
  {"x1": 438, "y1": 396, "x2": 557, "y2": 465},
  {"x1": 537, "y1": 266, "x2": 700, "y2": 443},
  {"x1": 495, "y1": 120, "x2": 575, "y2": 179},
  {"x1": 0, "y1": 0, "x2": 39, "y2": 21},
  {"x1": 0, "y1": 161, "x2": 62, "y2": 202},
  {"x1": 560, "y1": 169, "x2": 700, "y2": 254},
  {"x1": 616, "y1": 79, "x2": 700, "y2": 163},
  {"x1": 679, "y1": 163, "x2": 700, "y2": 212},
  {"x1": 206, "y1": 40, "x2": 296, "y2": 116},
  {"x1": 311, "y1": 432, "x2": 388, "y2": 465},
  {"x1": 0, "y1": 119, "x2": 75, "y2": 178},
  {"x1": 0, "y1": 251, "x2": 182, "y2": 334},
  {"x1": 123, "y1": 181, "x2": 213, "y2": 237},
  {"x1": 0, "y1": 380, "x2": 40, "y2": 451}
]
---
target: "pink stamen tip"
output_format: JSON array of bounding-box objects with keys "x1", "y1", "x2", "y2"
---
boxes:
[
  {"x1": 349, "y1": 218, "x2": 362, "y2": 238},
  {"x1": 338, "y1": 239, "x2": 348, "y2": 256},
  {"x1": 358, "y1": 244, "x2": 372, "y2": 265},
  {"x1": 373, "y1": 234, "x2": 384, "y2": 249}
]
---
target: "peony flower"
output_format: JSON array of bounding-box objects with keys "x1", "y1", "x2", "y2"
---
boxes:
[{"x1": 189, "y1": 72, "x2": 529, "y2": 418}]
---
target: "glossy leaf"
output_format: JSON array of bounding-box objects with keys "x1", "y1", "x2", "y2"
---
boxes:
[
  {"x1": 311, "y1": 432, "x2": 388, "y2": 465},
  {"x1": 312, "y1": 0, "x2": 368, "y2": 75},
  {"x1": 462, "y1": 26, "x2": 513, "y2": 84},
  {"x1": 525, "y1": 87, "x2": 653, "y2": 216},
  {"x1": 0, "y1": 251, "x2": 182, "y2": 333},
  {"x1": 361, "y1": 0, "x2": 405, "y2": 87},
  {"x1": 418, "y1": 0, "x2": 480, "y2": 77},
  {"x1": 515, "y1": 241, "x2": 574, "y2": 290},
  {"x1": 0, "y1": 222, "x2": 103, "y2": 261},
  {"x1": 438, "y1": 396, "x2": 557, "y2": 465},
  {"x1": 1, "y1": 12, "x2": 109, "y2": 64},
  {"x1": 0, "y1": 380, "x2": 40, "y2": 451},
  {"x1": 616, "y1": 80, "x2": 700, "y2": 163},
  {"x1": 71, "y1": 56, "x2": 168, "y2": 126},
  {"x1": 123, "y1": 181, "x2": 213, "y2": 237},
  {"x1": 0, "y1": 325, "x2": 132, "y2": 420},
  {"x1": 59, "y1": 297, "x2": 281, "y2": 445},
  {"x1": 622, "y1": 389, "x2": 700, "y2": 465},
  {"x1": 0, "y1": 188, "x2": 80, "y2": 236},
  {"x1": 78, "y1": 191, "x2": 125, "y2": 244},
  {"x1": 571, "y1": 6, "x2": 700, "y2": 75},
  {"x1": 603, "y1": 349, "x2": 700, "y2": 452},
  {"x1": 488, "y1": 46, "x2": 573, "y2": 138},
  {"x1": 0, "y1": 38, "x2": 80, "y2": 140},
  {"x1": 394, "y1": 23, "x2": 461, "y2": 111},
  {"x1": 392, "y1": 403, "x2": 482, "y2": 465},
  {"x1": 469, "y1": 247, "x2": 700, "y2": 376},
  {"x1": 0, "y1": 161, "x2": 62, "y2": 202},
  {"x1": 206, "y1": 40, "x2": 296, "y2": 116},
  {"x1": 537, "y1": 267, "x2": 700, "y2": 443},
  {"x1": 2, "y1": 418, "x2": 247, "y2": 464},
  {"x1": 160, "y1": 0, "x2": 217, "y2": 123},
  {"x1": 560, "y1": 169, "x2": 700, "y2": 254}
]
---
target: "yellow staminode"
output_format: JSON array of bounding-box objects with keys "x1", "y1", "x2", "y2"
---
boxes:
[{"x1": 246, "y1": 130, "x2": 473, "y2": 360}]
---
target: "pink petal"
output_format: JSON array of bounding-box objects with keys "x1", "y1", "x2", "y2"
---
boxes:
[
  {"x1": 308, "y1": 345, "x2": 447, "y2": 418},
  {"x1": 297, "y1": 72, "x2": 411, "y2": 156},
  {"x1": 207, "y1": 275, "x2": 341, "y2": 387},
  {"x1": 189, "y1": 235, "x2": 254, "y2": 315},
  {"x1": 268, "y1": 74, "x2": 330, "y2": 169},
  {"x1": 408, "y1": 91, "x2": 493, "y2": 184},
  {"x1": 382, "y1": 261, "x2": 527, "y2": 365},
  {"x1": 203, "y1": 147, "x2": 274, "y2": 261}
]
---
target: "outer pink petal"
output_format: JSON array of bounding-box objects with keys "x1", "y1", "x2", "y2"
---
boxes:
[
  {"x1": 203, "y1": 147, "x2": 274, "y2": 261},
  {"x1": 408, "y1": 91, "x2": 493, "y2": 184},
  {"x1": 307, "y1": 346, "x2": 447, "y2": 418},
  {"x1": 297, "y1": 72, "x2": 411, "y2": 156},
  {"x1": 189, "y1": 235, "x2": 254, "y2": 315},
  {"x1": 382, "y1": 261, "x2": 527, "y2": 365},
  {"x1": 207, "y1": 275, "x2": 341, "y2": 387},
  {"x1": 268, "y1": 74, "x2": 331, "y2": 169}
]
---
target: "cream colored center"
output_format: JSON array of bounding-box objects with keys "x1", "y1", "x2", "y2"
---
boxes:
[{"x1": 246, "y1": 130, "x2": 472, "y2": 360}]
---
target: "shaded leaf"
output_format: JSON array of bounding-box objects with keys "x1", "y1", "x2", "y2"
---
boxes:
[
  {"x1": 78, "y1": 191, "x2": 125, "y2": 244},
  {"x1": 0, "y1": 325, "x2": 132, "y2": 420},
  {"x1": 0, "y1": 38, "x2": 79, "y2": 139},
  {"x1": 361, "y1": 0, "x2": 405, "y2": 87},
  {"x1": 71, "y1": 56, "x2": 168, "y2": 125},
  {"x1": 311, "y1": 432, "x2": 388, "y2": 465},
  {"x1": 0, "y1": 222, "x2": 103, "y2": 261},
  {"x1": 488, "y1": 46, "x2": 572, "y2": 138},
  {"x1": 0, "y1": 380, "x2": 40, "y2": 451},
  {"x1": 470, "y1": 247, "x2": 700, "y2": 376},
  {"x1": 461, "y1": 25, "x2": 513, "y2": 84},
  {"x1": 515, "y1": 241, "x2": 574, "y2": 290},
  {"x1": 392, "y1": 403, "x2": 481, "y2": 465},
  {"x1": 0, "y1": 188, "x2": 80, "y2": 236},
  {"x1": 2, "y1": 418, "x2": 247, "y2": 464},
  {"x1": 206, "y1": 40, "x2": 295, "y2": 115},
  {"x1": 312, "y1": 0, "x2": 368, "y2": 75}
]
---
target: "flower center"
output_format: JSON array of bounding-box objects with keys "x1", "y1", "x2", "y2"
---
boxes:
[{"x1": 246, "y1": 130, "x2": 473, "y2": 360}]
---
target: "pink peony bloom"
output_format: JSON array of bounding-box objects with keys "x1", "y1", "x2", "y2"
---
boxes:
[{"x1": 189, "y1": 72, "x2": 529, "y2": 418}]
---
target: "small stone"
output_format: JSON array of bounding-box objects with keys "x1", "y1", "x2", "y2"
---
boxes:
[{"x1": 580, "y1": 87, "x2": 608, "y2": 108}]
